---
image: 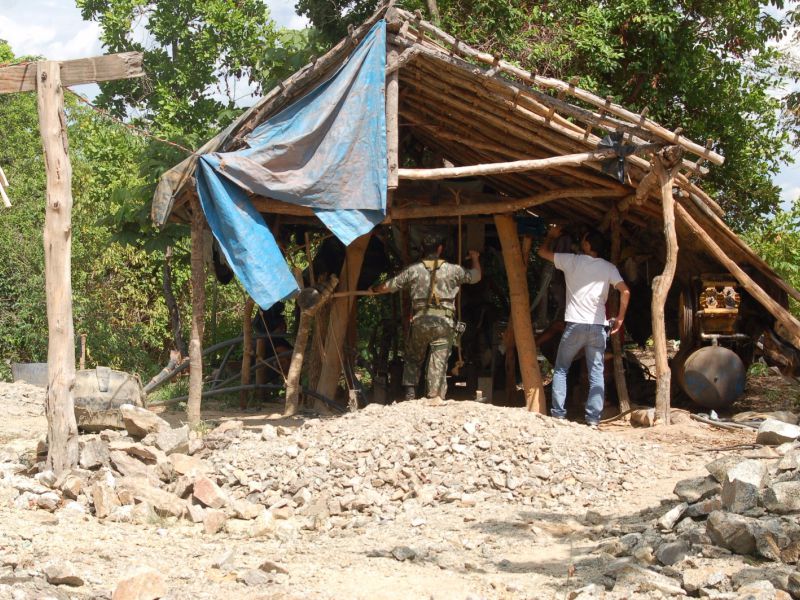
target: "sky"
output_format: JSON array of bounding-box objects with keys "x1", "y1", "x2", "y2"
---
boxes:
[{"x1": 0, "y1": 0, "x2": 798, "y2": 211}]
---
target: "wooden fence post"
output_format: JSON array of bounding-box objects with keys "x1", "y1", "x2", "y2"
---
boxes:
[{"x1": 38, "y1": 61, "x2": 79, "y2": 474}]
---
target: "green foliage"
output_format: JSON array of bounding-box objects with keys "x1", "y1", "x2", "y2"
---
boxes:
[
  {"x1": 742, "y1": 198, "x2": 800, "y2": 317},
  {"x1": 76, "y1": 0, "x2": 280, "y2": 137}
]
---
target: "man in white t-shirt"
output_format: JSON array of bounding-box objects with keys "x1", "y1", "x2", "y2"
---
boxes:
[{"x1": 537, "y1": 225, "x2": 631, "y2": 427}]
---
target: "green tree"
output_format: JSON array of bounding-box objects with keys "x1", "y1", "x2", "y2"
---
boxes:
[
  {"x1": 299, "y1": 0, "x2": 794, "y2": 228},
  {"x1": 743, "y1": 199, "x2": 800, "y2": 317}
]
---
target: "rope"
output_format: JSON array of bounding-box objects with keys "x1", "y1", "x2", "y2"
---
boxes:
[
  {"x1": 66, "y1": 89, "x2": 196, "y2": 156},
  {"x1": 256, "y1": 311, "x2": 288, "y2": 385},
  {"x1": 453, "y1": 202, "x2": 465, "y2": 374}
]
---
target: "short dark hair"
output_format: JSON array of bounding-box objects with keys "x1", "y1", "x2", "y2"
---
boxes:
[
  {"x1": 421, "y1": 233, "x2": 442, "y2": 258},
  {"x1": 583, "y1": 229, "x2": 608, "y2": 258}
]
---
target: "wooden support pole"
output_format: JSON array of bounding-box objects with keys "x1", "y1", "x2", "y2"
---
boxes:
[
  {"x1": 676, "y1": 203, "x2": 800, "y2": 348},
  {"x1": 38, "y1": 60, "x2": 79, "y2": 474},
  {"x1": 187, "y1": 196, "x2": 206, "y2": 426},
  {"x1": 494, "y1": 214, "x2": 545, "y2": 413},
  {"x1": 284, "y1": 276, "x2": 339, "y2": 417},
  {"x1": 503, "y1": 235, "x2": 533, "y2": 405},
  {"x1": 316, "y1": 233, "x2": 371, "y2": 402},
  {"x1": 609, "y1": 210, "x2": 631, "y2": 416},
  {"x1": 635, "y1": 169, "x2": 658, "y2": 203},
  {"x1": 255, "y1": 337, "x2": 268, "y2": 401},
  {"x1": 386, "y1": 48, "x2": 400, "y2": 190},
  {"x1": 651, "y1": 147, "x2": 683, "y2": 426},
  {"x1": 239, "y1": 297, "x2": 255, "y2": 410},
  {"x1": 397, "y1": 146, "x2": 660, "y2": 181}
]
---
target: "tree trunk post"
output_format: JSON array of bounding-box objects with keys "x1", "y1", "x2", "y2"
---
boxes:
[
  {"x1": 316, "y1": 234, "x2": 371, "y2": 402},
  {"x1": 163, "y1": 245, "x2": 187, "y2": 357},
  {"x1": 285, "y1": 276, "x2": 339, "y2": 417},
  {"x1": 38, "y1": 60, "x2": 79, "y2": 474},
  {"x1": 187, "y1": 195, "x2": 206, "y2": 426},
  {"x1": 651, "y1": 147, "x2": 683, "y2": 426},
  {"x1": 494, "y1": 214, "x2": 545, "y2": 412},
  {"x1": 503, "y1": 235, "x2": 533, "y2": 404},
  {"x1": 240, "y1": 297, "x2": 255, "y2": 409},
  {"x1": 609, "y1": 209, "x2": 632, "y2": 416}
]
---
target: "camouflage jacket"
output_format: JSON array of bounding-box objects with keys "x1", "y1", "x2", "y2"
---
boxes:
[{"x1": 384, "y1": 260, "x2": 480, "y2": 313}]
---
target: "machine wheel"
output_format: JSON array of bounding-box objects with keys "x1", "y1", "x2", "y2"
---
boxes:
[{"x1": 678, "y1": 286, "x2": 696, "y2": 348}]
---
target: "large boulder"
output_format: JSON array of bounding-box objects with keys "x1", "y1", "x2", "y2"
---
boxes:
[
  {"x1": 721, "y1": 460, "x2": 768, "y2": 514},
  {"x1": 706, "y1": 510, "x2": 757, "y2": 556},
  {"x1": 120, "y1": 404, "x2": 170, "y2": 438},
  {"x1": 763, "y1": 482, "x2": 800, "y2": 515},
  {"x1": 115, "y1": 477, "x2": 186, "y2": 518},
  {"x1": 674, "y1": 475, "x2": 720, "y2": 503},
  {"x1": 756, "y1": 419, "x2": 800, "y2": 446}
]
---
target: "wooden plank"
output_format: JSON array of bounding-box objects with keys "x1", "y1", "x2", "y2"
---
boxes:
[
  {"x1": 0, "y1": 52, "x2": 143, "y2": 94},
  {"x1": 38, "y1": 60, "x2": 79, "y2": 474},
  {"x1": 494, "y1": 214, "x2": 545, "y2": 413}
]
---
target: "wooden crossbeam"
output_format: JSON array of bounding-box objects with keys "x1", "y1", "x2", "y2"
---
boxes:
[{"x1": 0, "y1": 52, "x2": 143, "y2": 94}]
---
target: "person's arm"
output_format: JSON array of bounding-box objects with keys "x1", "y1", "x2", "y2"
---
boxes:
[
  {"x1": 466, "y1": 249, "x2": 481, "y2": 283},
  {"x1": 610, "y1": 281, "x2": 630, "y2": 335},
  {"x1": 537, "y1": 224, "x2": 562, "y2": 263}
]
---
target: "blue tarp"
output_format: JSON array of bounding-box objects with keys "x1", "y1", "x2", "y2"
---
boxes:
[{"x1": 196, "y1": 20, "x2": 387, "y2": 309}]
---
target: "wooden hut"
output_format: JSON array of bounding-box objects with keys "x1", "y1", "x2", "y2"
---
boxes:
[{"x1": 152, "y1": 4, "x2": 800, "y2": 424}]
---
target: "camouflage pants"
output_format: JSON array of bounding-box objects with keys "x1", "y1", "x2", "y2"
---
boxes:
[{"x1": 403, "y1": 314, "x2": 454, "y2": 399}]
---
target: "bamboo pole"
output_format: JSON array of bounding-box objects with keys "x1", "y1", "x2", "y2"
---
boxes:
[
  {"x1": 394, "y1": 35, "x2": 709, "y2": 176},
  {"x1": 651, "y1": 147, "x2": 683, "y2": 426},
  {"x1": 187, "y1": 196, "x2": 206, "y2": 426},
  {"x1": 239, "y1": 297, "x2": 255, "y2": 409},
  {"x1": 387, "y1": 48, "x2": 400, "y2": 189},
  {"x1": 609, "y1": 209, "x2": 631, "y2": 416},
  {"x1": 393, "y1": 8, "x2": 724, "y2": 165},
  {"x1": 494, "y1": 214, "x2": 545, "y2": 412},
  {"x1": 316, "y1": 233, "x2": 371, "y2": 402},
  {"x1": 38, "y1": 60, "x2": 79, "y2": 474},
  {"x1": 285, "y1": 276, "x2": 339, "y2": 417},
  {"x1": 675, "y1": 203, "x2": 800, "y2": 348},
  {"x1": 398, "y1": 147, "x2": 660, "y2": 181}
]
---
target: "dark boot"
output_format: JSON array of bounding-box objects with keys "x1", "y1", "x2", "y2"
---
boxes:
[{"x1": 404, "y1": 386, "x2": 416, "y2": 401}]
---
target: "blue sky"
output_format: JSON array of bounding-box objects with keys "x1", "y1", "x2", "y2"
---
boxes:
[{"x1": 1, "y1": 0, "x2": 798, "y2": 211}]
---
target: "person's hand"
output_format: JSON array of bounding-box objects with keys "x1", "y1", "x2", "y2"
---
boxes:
[
  {"x1": 546, "y1": 224, "x2": 563, "y2": 239},
  {"x1": 467, "y1": 250, "x2": 480, "y2": 261},
  {"x1": 610, "y1": 318, "x2": 623, "y2": 336}
]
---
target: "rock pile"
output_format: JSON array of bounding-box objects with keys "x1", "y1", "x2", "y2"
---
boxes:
[
  {"x1": 0, "y1": 399, "x2": 685, "y2": 540},
  {"x1": 597, "y1": 417, "x2": 800, "y2": 598}
]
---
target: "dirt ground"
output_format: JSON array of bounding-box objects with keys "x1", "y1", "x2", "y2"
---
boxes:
[{"x1": 0, "y1": 373, "x2": 795, "y2": 600}]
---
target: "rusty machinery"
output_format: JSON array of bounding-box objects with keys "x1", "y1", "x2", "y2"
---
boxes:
[{"x1": 676, "y1": 275, "x2": 750, "y2": 409}]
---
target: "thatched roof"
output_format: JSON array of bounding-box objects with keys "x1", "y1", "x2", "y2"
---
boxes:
[{"x1": 152, "y1": 3, "x2": 800, "y2": 350}]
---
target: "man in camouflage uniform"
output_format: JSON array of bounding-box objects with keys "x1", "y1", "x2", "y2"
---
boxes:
[{"x1": 373, "y1": 234, "x2": 481, "y2": 401}]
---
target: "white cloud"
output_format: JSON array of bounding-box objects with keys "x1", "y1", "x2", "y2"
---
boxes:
[{"x1": 265, "y1": 1, "x2": 309, "y2": 29}]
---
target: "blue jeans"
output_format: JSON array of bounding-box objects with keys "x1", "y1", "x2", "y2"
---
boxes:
[{"x1": 551, "y1": 322, "x2": 607, "y2": 424}]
